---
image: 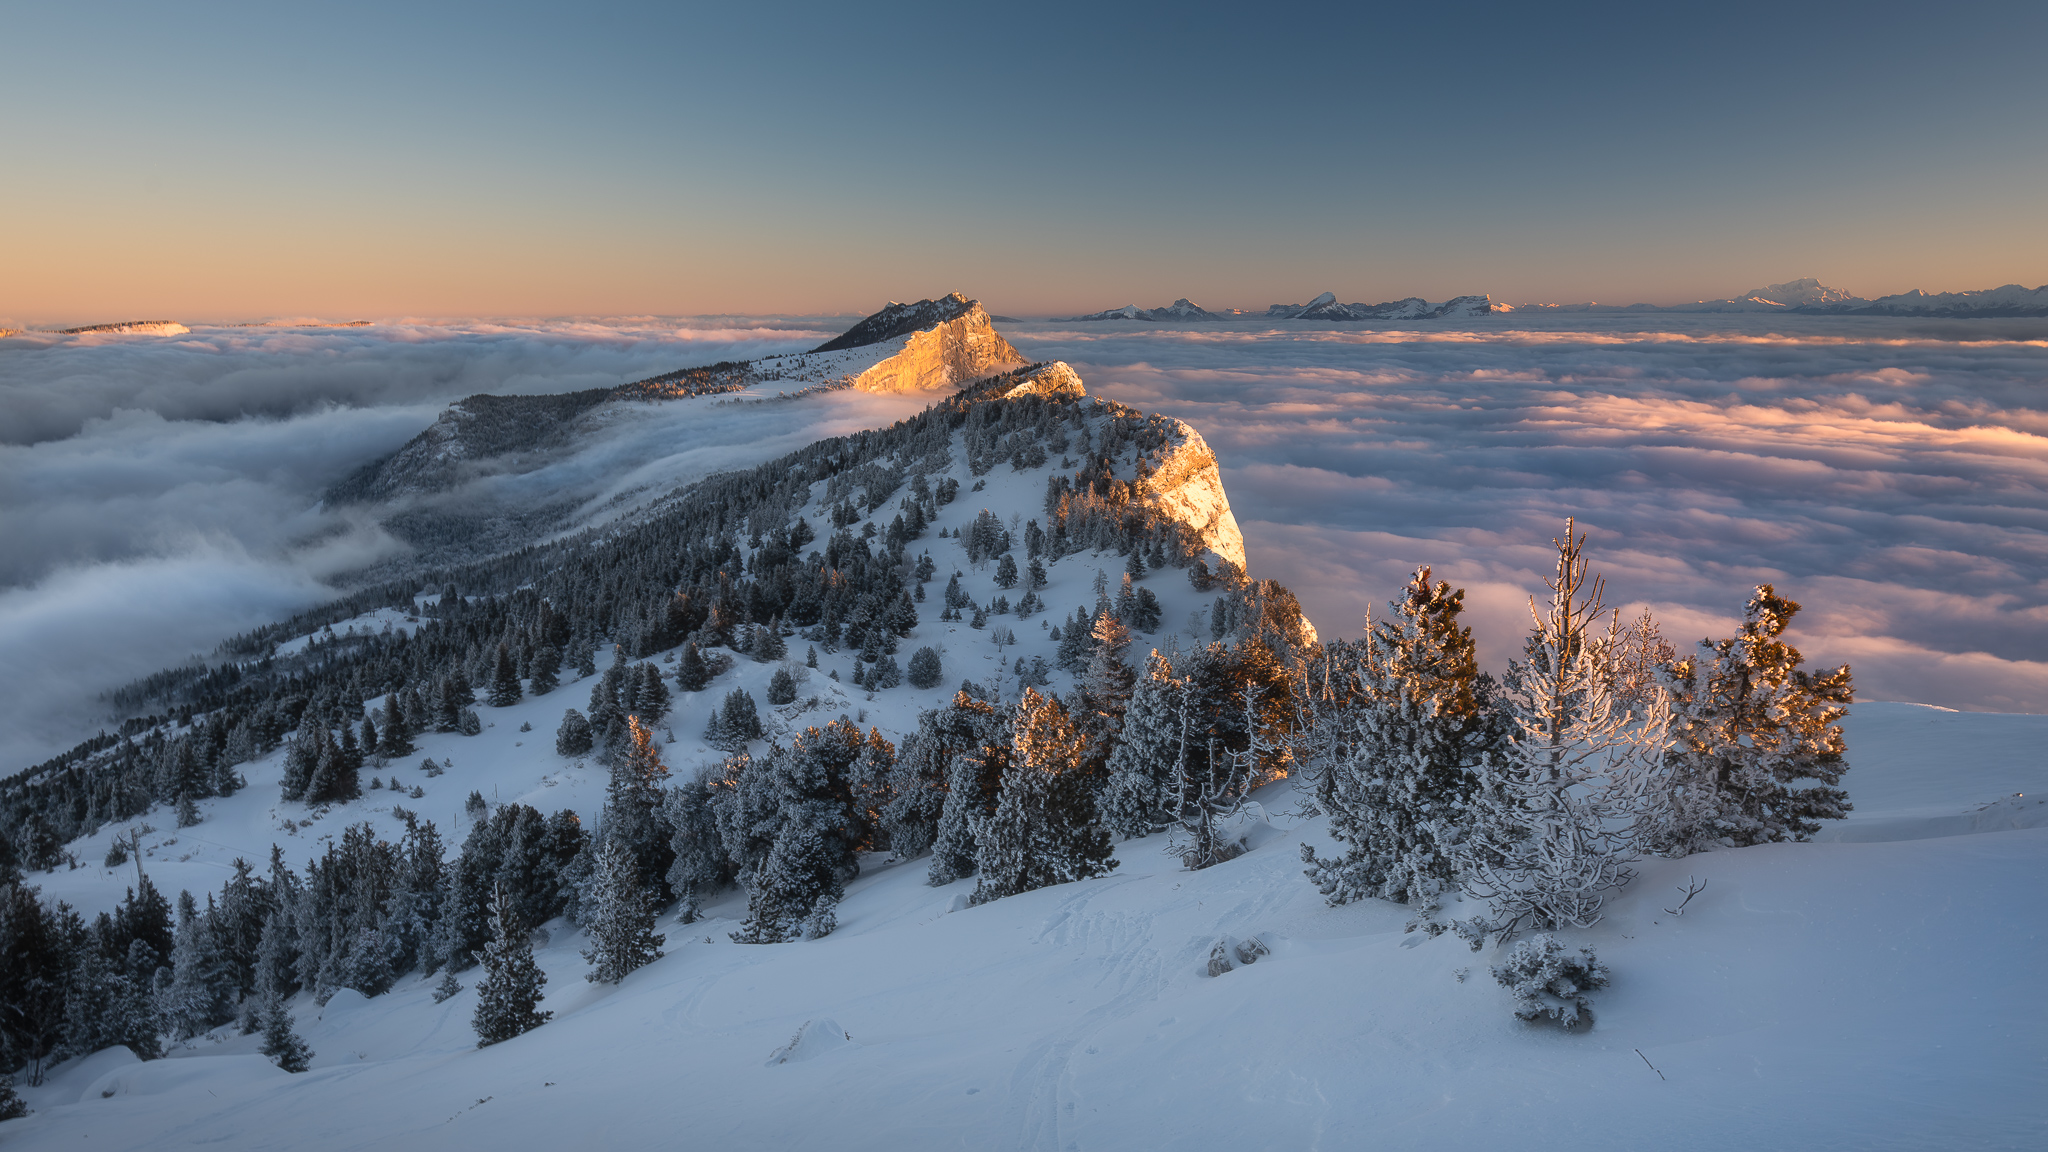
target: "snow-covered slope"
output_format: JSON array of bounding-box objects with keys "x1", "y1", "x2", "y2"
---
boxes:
[
  {"x1": 9, "y1": 702, "x2": 2043, "y2": 1150},
  {"x1": 24, "y1": 359, "x2": 1250, "y2": 915}
]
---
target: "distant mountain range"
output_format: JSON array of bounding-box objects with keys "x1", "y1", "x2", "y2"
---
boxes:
[
  {"x1": 1054, "y1": 278, "x2": 2048, "y2": 321},
  {"x1": 1056, "y1": 299, "x2": 1223, "y2": 322},
  {"x1": 1516, "y1": 278, "x2": 2048, "y2": 318},
  {"x1": 1266, "y1": 292, "x2": 1502, "y2": 321},
  {"x1": 1058, "y1": 293, "x2": 1505, "y2": 322}
]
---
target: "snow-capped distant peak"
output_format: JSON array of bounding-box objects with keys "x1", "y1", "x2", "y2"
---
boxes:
[
  {"x1": 1304, "y1": 291, "x2": 1337, "y2": 308},
  {"x1": 1736, "y1": 278, "x2": 1865, "y2": 308}
]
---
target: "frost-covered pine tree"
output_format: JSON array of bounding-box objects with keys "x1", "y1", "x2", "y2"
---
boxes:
[
  {"x1": 919, "y1": 694, "x2": 1009, "y2": 886},
  {"x1": 706, "y1": 689, "x2": 762, "y2": 752},
  {"x1": 259, "y1": 994, "x2": 313, "y2": 1073},
  {"x1": 1456, "y1": 523, "x2": 1670, "y2": 943},
  {"x1": 158, "y1": 890, "x2": 233, "y2": 1040},
  {"x1": 1654, "y1": 585, "x2": 1852, "y2": 854},
  {"x1": 1299, "y1": 568, "x2": 1510, "y2": 914},
  {"x1": 1491, "y1": 934, "x2": 1608, "y2": 1030},
  {"x1": 488, "y1": 643, "x2": 523, "y2": 707},
  {"x1": 969, "y1": 689, "x2": 1116, "y2": 905},
  {"x1": 431, "y1": 969, "x2": 462, "y2": 1003},
  {"x1": 471, "y1": 886, "x2": 550, "y2": 1047},
  {"x1": 732, "y1": 824, "x2": 845, "y2": 943},
  {"x1": 580, "y1": 837, "x2": 664, "y2": 983},
  {"x1": 1098, "y1": 649, "x2": 1182, "y2": 839},
  {"x1": 664, "y1": 766, "x2": 735, "y2": 922},
  {"x1": 602, "y1": 716, "x2": 672, "y2": 890},
  {"x1": 555, "y1": 709, "x2": 593, "y2": 757}
]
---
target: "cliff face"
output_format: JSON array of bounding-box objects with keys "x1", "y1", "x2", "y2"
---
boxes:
[
  {"x1": 1136, "y1": 419, "x2": 1247, "y2": 573},
  {"x1": 850, "y1": 302, "x2": 1027, "y2": 394},
  {"x1": 969, "y1": 359, "x2": 1247, "y2": 571}
]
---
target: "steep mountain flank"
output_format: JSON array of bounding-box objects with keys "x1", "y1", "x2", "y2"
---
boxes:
[{"x1": 1132, "y1": 417, "x2": 1245, "y2": 573}]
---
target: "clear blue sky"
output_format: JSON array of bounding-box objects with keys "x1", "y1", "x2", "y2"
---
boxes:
[{"x1": 5, "y1": 0, "x2": 2044, "y2": 319}]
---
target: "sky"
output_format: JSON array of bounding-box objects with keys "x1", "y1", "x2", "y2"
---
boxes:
[{"x1": 3, "y1": 1, "x2": 2046, "y2": 323}]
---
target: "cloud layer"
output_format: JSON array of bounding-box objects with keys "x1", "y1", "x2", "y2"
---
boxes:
[
  {"x1": 0, "y1": 319, "x2": 842, "y2": 769},
  {"x1": 1007, "y1": 315, "x2": 2048, "y2": 714},
  {"x1": 3, "y1": 313, "x2": 2042, "y2": 774}
]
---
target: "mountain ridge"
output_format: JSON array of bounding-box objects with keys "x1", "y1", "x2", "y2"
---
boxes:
[{"x1": 326, "y1": 296, "x2": 1026, "y2": 508}]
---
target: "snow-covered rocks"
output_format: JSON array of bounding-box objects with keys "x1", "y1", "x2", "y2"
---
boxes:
[{"x1": 765, "y1": 1018, "x2": 858, "y2": 1065}]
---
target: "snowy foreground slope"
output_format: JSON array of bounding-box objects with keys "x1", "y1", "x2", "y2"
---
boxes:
[{"x1": 10, "y1": 702, "x2": 2044, "y2": 1151}]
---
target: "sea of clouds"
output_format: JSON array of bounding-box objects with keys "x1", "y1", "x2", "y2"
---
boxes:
[
  {"x1": 0, "y1": 318, "x2": 867, "y2": 770},
  {"x1": 2, "y1": 313, "x2": 2043, "y2": 771},
  {"x1": 1005, "y1": 315, "x2": 2048, "y2": 718}
]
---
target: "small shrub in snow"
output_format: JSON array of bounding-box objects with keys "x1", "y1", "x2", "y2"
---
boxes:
[
  {"x1": 104, "y1": 839, "x2": 128, "y2": 868},
  {"x1": 767, "y1": 668, "x2": 798, "y2": 705},
  {"x1": 432, "y1": 970, "x2": 463, "y2": 1003},
  {"x1": 1491, "y1": 934, "x2": 1608, "y2": 1031},
  {"x1": 556, "y1": 709, "x2": 594, "y2": 757},
  {"x1": 798, "y1": 893, "x2": 839, "y2": 941},
  {"x1": 907, "y1": 646, "x2": 944, "y2": 689},
  {"x1": 260, "y1": 996, "x2": 314, "y2": 1073},
  {"x1": 0, "y1": 1074, "x2": 26, "y2": 1120}
]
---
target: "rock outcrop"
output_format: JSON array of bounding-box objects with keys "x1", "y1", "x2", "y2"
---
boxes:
[
  {"x1": 999, "y1": 360, "x2": 1086, "y2": 400},
  {"x1": 1135, "y1": 417, "x2": 1246, "y2": 572},
  {"x1": 848, "y1": 298, "x2": 1027, "y2": 394}
]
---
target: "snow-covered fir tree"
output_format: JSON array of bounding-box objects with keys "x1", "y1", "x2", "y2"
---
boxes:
[
  {"x1": 1655, "y1": 585, "x2": 1853, "y2": 853},
  {"x1": 1455, "y1": 524, "x2": 1670, "y2": 943},
  {"x1": 471, "y1": 886, "x2": 550, "y2": 1047},
  {"x1": 1299, "y1": 568, "x2": 1511, "y2": 915},
  {"x1": 555, "y1": 709, "x2": 593, "y2": 757},
  {"x1": 259, "y1": 994, "x2": 313, "y2": 1072},
  {"x1": 579, "y1": 837, "x2": 664, "y2": 983},
  {"x1": 1099, "y1": 649, "x2": 1182, "y2": 839},
  {"x1": 158, "y1": 889, "x2": 233, "y2": 1040},
  {"x1": 970, "y1": 689, "x2": 1116, "y2": 905},
  {"x1": 601, "y1": 717, "x2": 673, "y2": 892}
]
